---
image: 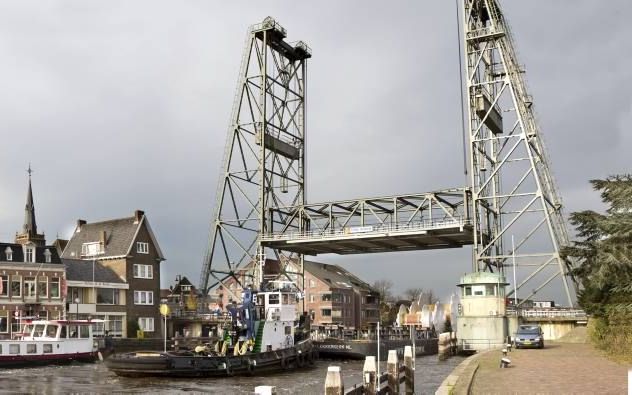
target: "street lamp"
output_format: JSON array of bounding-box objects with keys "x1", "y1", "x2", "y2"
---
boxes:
[{"x1": 74, "y1": 296, "x2": 80, "y2": 320}]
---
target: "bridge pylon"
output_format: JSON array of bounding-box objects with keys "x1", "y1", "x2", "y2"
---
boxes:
[
  {"x1": 463, "y1": 0, "x2": 574, "y2": 305},
  {"x1": 199, "y1": 17, "x2": 311, "y2": 296}
]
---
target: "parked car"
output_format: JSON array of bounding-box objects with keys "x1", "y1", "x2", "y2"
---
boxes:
[{"x1": 514, "y1": 325, "x2": 544, "y2": 349}]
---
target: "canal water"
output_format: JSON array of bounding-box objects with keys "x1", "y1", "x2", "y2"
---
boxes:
[{"x1": 0, "y1": 355, "x2": 464, "y2": 394}]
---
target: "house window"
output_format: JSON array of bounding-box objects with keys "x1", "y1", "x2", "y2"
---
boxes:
[
  {"x1": 11, "y1": 276, "x2": 22, "y2": 298},
  {"x1": 133, "y1": 264, "x2": 153, "y2": 279},
  {"x1": 81, "y1": 242, "x2": 103, "y2": 257},
  {"x1": 321, "y1": 309, "x2": 332, "y2": 317},
  {"x1": 24, "y1": 277, "x2": 37, "y2": 297},
  {"x1": 309, "y1": 279, "x2": 315, "y2": 288},
  {"x1": 0, "y1": 311, "x2": 8, "y2": 333},
  {"x1": 464, "y1": 286, "x2": 472, "y2": 296},
  {"x1": 25, "y1": 247, "x2": 34, "y2": 263},
  {"x1": 44, "y1": 249, "x2": 52, "y2": 263},
  {"x1": 321, "y1": 294, "x2": 332, "y2": 302},
  {"x1": 136, "y1": 242, "x2": 149, "y2": 254},
  {"x1": 138, "y1": 317, "x2": 154, "y2": 332},
  {"x1": 134, "y1": 291, "x2": 154, "y2": 305},
  {"x1": 5, "y1": 247, "x2": 12, "y2": 261},
  {"x1": 309, "y1": 295, "x2": 315, "y2": 303},
  {"x1": 0, "y1": 276, "x2": 8, "y2": 297},
  {"x1": 97, "y1": 288, "x2": 120, "y2": 305},
  {"x1": 38, "y1": 278, "x2": 48, "y2": 298},
  {"x1": 50, "y1": 277, "x2": 60, "y2": 298}
]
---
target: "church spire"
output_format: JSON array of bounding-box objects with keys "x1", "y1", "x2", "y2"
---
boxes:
[{"x1": 16, "y1": 164, "x2": 45, "y2": 246}]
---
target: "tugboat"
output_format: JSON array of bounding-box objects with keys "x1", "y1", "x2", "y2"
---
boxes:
[
  {"x1": 107, "y1": 281, "x2": 315, "y2": 377},
  {"x1": 0, "y1": 319, "x2": 100, "y2": 368}
]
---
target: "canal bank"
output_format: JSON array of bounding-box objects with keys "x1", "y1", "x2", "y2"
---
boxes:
[{"x1": 441, "y1": 339, "x2": 630, "y2": 394}]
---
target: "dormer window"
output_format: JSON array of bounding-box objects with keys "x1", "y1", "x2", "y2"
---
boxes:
[
  {"x1": 5, "y1": 247, "x2": 12, "y2": 261},
  {"x1": 137, "y1": 242, "x2": 149, "y2": 254},
  {"x1": 44, "y1": 249, "x2": 52, "y2": 263},
  {"x1": 25, "y1": 247, "x2": 35, "y2": 263},
  {"x1": 81, "y1": 242, "x2": 103, "y2": 257}
]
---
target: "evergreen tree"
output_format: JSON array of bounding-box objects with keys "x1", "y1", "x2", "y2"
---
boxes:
[{"x1": 563, "y1": 175, "x2": 632, "y2": 315}]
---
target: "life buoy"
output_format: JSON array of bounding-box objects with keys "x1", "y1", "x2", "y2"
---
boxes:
[
  {"x1": 296, "y1": 353, "x2": 305, "y2": 368},
  {"x1": 247, "y1": 359, "x2": 255, "y2": 375},
  {"x1": 225, "y1": 358, "x2": 233, "y2": 376},
  {"x1": 280, "y1": 356, "x2": 288, "y2": 370}
]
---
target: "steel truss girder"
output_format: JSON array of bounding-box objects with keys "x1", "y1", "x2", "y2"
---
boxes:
[
  {"x1": 261, "y1": 188, "x2": 481, "y2": 255},
  {"x1": 199, "y1": 17, "x2": 311, "y2": 294},
  {"x1": 463, "y1": 0, "x2": 574, "y2": 305}
]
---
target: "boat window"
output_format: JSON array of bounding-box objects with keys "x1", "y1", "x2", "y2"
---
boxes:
[
  {"x1": 79, "y1": 325, "x2": 90, "y2": 338},
  {"x1": 27, "y1": 344, "x2": 37, "y2": 354},
  {"x1": 9, "y1": 344, "x2": 19, "y2": 354},
  {"x1": 23, "y1": 324, "x2": 33, "y2": 336},
  {"x1": 33, "y1": 324, "x2": 45, "y2": 337},
  {"x1": 282, "y1": 294, "x2": 288, "y2": 305},
  {"x1": 268, "y1": 294, "x2": 280, "y2": 305},
  {"x1": 43, "y1": 344, "x2": 53, "y2": 354},
  {"x1": 46, "y1": 325, "x2": 58, "y2": 338},
  {"x1": 257, "y1": 295, "x2": 265, "y2": 306},
  {"x1": 464, "y1": 287, "x2": 472, "y2": 296},
  {"x1": 285, "y1": 326, "x2": 291, "y2": 335},
  {"x1": 0, "y1": 344, "x2": 2, "y2": 354},
  {"x1": 69, "y1": 325, "x2": 79, "y2": 338},
  {"x1": 60, "y1": 326, "x2": 67, "y2": 338},
  {"x1": 288, "y1": 294, "x2": 296, "y2": 304}
]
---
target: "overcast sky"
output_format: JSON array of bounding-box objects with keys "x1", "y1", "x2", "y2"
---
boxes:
[{"x1": 0, "y1": 1, "x2": 630, "y2": 303}]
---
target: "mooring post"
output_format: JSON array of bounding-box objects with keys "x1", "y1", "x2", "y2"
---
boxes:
[
  {"x1": 387, "y1": 350, "x2": 399, "y2": 393},
  {"x1": 253, "y1": 385, "x2": 277, "y2": 395},
  {"x1": 363, "y1": 356, "x2": 377, "y2": 395},
  {"x1": 404, "y1": 345, "x2": 414, "y2": 394},
  {"x1": 325, "y1": 366, "x2": 343, "y2": 395}
]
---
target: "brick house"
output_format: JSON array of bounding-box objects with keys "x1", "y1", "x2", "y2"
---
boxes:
[
  {"x1": 0, "y1": 172, "x2": 65, "y2": 338},
  {"x1": 303, "y1": 261, "x2": 379, "y2": 331},
  {"x1": 210, "y1": 259, "x2": 380, "y2": 331},
  {"x1": 61, "y1": 210, "x2": 165, "y2": 338}
]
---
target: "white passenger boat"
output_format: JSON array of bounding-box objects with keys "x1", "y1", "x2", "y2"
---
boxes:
[{"x1": 0, "y1": 320, "x2": 99, "y2": 368}]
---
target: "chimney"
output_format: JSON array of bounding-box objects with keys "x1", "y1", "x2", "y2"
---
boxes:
[
  {"x1": 134, "y1": 210, "x2": 144, "y2": 224},
  {"x1": 100, "y1": 230, "x2": 107, "y2": 246},
  {"x1": 76, "y1": 220, "x2": 86, "y2": 232}
]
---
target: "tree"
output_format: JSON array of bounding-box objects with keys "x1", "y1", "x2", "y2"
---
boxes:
[
  {"x1": 372, "y1": 279, "x2": 394, "y2": 303},
  {"x1": 419, "y1": 289, "x2": 438, "y2": 305},
  {"x1": 403, "y1": 287, "x2": 424, "y2": 302},
  {"x1": 563, "y1": 175, "x2": 632, "y2": 315}
]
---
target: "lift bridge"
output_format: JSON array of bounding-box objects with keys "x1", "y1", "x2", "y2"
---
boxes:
[{"x1": 200, "y1": 0, "x2": 576, "y2": 307}]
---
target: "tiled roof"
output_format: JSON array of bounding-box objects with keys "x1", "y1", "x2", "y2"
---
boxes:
[
  {"x1": 0, "y1": 242, "x2": 62, "y2": 264},
  {"x1": 61, "y1": 213, "x2": 164, "y2": 261},
  {"x1": 304, "y1": 260, "x2": 374, "y2": 293},
  {"x1": 63, "y1": 258, "x2": 125, "y2": 284}
]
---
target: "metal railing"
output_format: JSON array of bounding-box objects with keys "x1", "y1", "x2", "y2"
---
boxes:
[
  {"x1": 521, "y1": 309, "x2": 587, "y2": 319},
  {"x1": 262, "y1": 217, "x2": 470, "y2": 242}
]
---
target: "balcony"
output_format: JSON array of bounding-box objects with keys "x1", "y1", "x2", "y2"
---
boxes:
[{"x1": 68, "y1": 303, "x2": 96, "y2": 315}]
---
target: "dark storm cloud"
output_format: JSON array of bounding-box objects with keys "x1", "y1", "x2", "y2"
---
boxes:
[{"x1": 0, "y1": 1, "x2": 630, "y2": 302}]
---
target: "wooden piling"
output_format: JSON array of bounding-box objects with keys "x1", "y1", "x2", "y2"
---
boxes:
[
  {"x1": 404, "y1": 345, "x2": 414, "y2": 394},
  {"x1": 325, "y1": 366, "x2": 343, "y2": 395},
  {"x1": 387, "y1": 350, "x2": 399, "y2": 393},
  {"x1": 362, "y1": 356, "x2": 377, "y2": 395}
]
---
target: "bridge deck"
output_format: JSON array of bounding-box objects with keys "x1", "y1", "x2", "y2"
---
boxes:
[{"x1": 262, "y1": 219, "x2": 475, "y2": 255}]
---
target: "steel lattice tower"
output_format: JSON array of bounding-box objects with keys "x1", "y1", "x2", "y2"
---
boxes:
[
  {"x1": 463, "y1": 0, "x2": 574, "y2": 305},
  {"x1": 199, "y1": 17, "x2": 311, "y2": 296}
]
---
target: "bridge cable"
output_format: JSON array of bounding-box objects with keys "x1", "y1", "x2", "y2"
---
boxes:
[{"x1": 455, "y1": 0, "x2": 468, "y2": 178}]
